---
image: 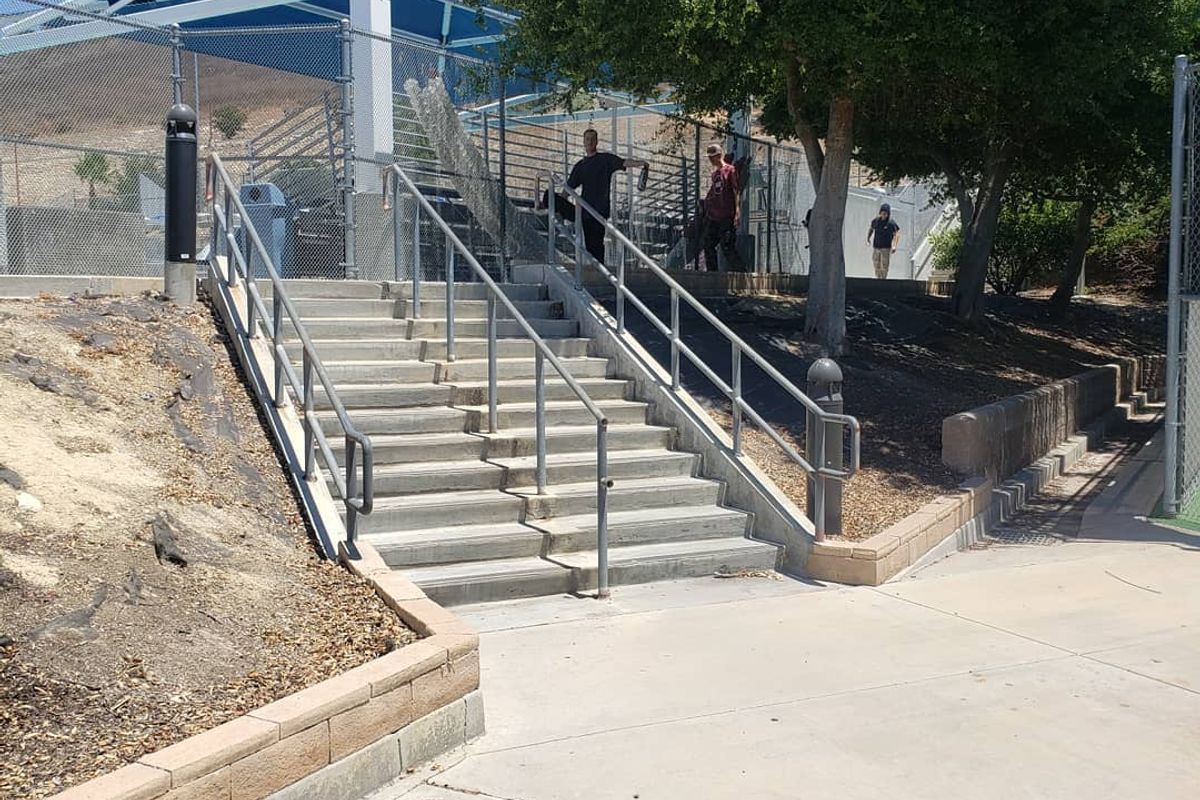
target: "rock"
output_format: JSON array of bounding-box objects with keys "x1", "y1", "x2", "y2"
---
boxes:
[
  {"x1": 0, "y1": 465, "x2": 24, "y2": 491},
  {"x1": 177, "y1": 378, "x2": 196, "y2": 402},
  {"x1": 83, "y1": 332, "x2": 122, "y2": 355},
  {"x1": 152, "y1": 512, "x2": 188, "y2": 567},
  {"x1": 123, "y1": 568, "x2": 143, "y2": 606},
  {"x1": 28, "y1": 584, "x2": 108, "y2": 641},
  {"x1": 16, "y1": 492, "x2": 43, "y2": 513},
  {"x1": 0, "y1": 635, "x2": 13, "y2": 648}
]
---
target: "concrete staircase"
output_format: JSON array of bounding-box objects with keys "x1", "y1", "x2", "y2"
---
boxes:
[{"x1": 273, "y1": 279, "x2": 779, "y2": 605}]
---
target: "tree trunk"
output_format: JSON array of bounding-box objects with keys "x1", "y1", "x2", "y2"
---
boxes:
[
  {"x1": 803, "y1": 96, "x2": 854, "y2": 355},
  {"x1": 1049, "y1": 197, "x2": 1097, "y2": 314},
  {"x1": 950, "y1": 144, "x2": 1013, "y2": 321}
]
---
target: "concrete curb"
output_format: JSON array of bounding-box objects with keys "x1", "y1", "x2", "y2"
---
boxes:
[
  {"x1": 0, "y1": 274, "x2": 163, "y2": 298},
  {"x1": 805, "y1": 379, "x2": 1158, "y2": 586}
]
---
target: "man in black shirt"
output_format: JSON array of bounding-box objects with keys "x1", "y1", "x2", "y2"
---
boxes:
[
  {"x1": 867, "y1": 202, "x2": 901, "y2": 279},
  {"x1": 544, "y1": 129, "x2": 648, "y2": 265}
]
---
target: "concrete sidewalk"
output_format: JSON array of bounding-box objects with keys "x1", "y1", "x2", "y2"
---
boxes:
[{"x1": 371, "y1": 422, "x2": 1200, "y2": 800}]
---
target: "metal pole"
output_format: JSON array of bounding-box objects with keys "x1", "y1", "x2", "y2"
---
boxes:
[
  {"x1": 731, "y1": 344, "x2": 742, "y2": 454},
  {"x1": 192, "y1": 53, "x2": 200, "y2": 120},
  {"x1": 487, "y1": 295, "x2": 498, "y2": 433},
  {"x1": 412, "y1": 204, "x2": 422, "y2": 315},
  {"x1": 344, "y1": 439, "x2": 358, "y2": 544},
  {"x1": 561, "y1": 130, "x2": 568, "y2": 177},
  {"x1": 170, "y1": 24, "x2": 183, "y2": 106},
  {"x1": 302, "y1": 354, "x2": 316, "y2": 479},
  {"x1": 535, "y1": 349, "x2": 547, "y2": 494},
  {"x1": 339, "y1": 20, "x2": 358, "y2": 280},
  {"x1": 445, "y1": 231, "x2": 456, "y2": 362},
  {"x1": 498, "y1": 77, "x2": 509, "y2": 282},
  {"x1": 272, "y1": 295, "x2": 285, "y2": 407},
  {"x1": 766, "y1": 144, "x2": 774, "y2": 274},
  {"x1": 482, "y1": 112, "x2": 490, "y2": 172},
  {"x1": 625, "y1": 116, "x2": 634, "y2": 243},
  {"x1": 547, "y1": 176, "x2": 556, "y2": 267},
  {"x1": 1165, "y1": 54, "x2": 1190, "y2": 516},
  {"x1": 596, "y1": 419, "x2": 610, "y2": 600},
  {"x1": 670, "y1": 288, "x2": 680, "y2": 390},
  {"x1": 574, "y1": 198, "x2": 584, "y2": 287},
  {"x1": 616, "y1": 252, "x2": 625, "y2": 333},
  {"x1": 391, "y1": 177, "x2": 401, "y2": 282},
  {"x1": 806, "y1": 358, "x2": 845, "y2": 537}
]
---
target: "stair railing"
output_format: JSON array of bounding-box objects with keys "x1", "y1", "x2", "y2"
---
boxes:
[
  {"x1": 542, "y1": 171, "x2": 861, "y2": 540},
  {"x1": 382, "y1": 163, "x2": 615, "y2": 598},
  {"x1": 205, "y1": 153, "x2": 374, "y2": 549}
]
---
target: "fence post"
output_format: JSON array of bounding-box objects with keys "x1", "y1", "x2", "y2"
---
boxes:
[
  {"x1": 766, "y1": 144, "x2": 774, "y2": 274},
  {"x1": 498, "y1": 76, "x2": 509, "y2": 282},
  {"x1": 806, "y1": 358, "x2": 844, "y2": 539},
  {"x1": 170, "y1": 24, "x2": 183, "y2": 106},
  {"x1": 338, "y1": 20, "x2": 358, "y2": 280},
  {"x1": 1165, "y1": 54, "x2": 1190, "y2": 516}
]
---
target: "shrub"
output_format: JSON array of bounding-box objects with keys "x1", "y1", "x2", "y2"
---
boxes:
[{"x1": 212, "y1": 105, "x2": 248, "y2": 140}]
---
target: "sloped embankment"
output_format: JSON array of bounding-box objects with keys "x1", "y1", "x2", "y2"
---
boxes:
[{"x1": 0, "y1": 294, "x2": 414, "y2": 798}]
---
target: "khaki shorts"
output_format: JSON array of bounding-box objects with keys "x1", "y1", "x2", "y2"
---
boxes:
[{"x1": 872, "y1": 247, "x2": 892, "y2": 279}]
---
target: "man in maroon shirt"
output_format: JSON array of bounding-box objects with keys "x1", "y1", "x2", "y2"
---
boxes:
[{"x1": 701, "y1": 144, "x2": 743, "y2": 271}]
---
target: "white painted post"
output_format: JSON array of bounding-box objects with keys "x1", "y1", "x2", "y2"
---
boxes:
[{"x1": 350, "y1": 0, "x2": 393, "y2": 193}]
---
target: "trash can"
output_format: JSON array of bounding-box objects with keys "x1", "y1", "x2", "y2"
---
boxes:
[{"x1": 237, "y1": 182, "x2": 296, "y2": 278}]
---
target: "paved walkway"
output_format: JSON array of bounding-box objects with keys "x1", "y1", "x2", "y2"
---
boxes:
[{"x1": 372, "y1": 414, "x2": 1200, "y2": 800}]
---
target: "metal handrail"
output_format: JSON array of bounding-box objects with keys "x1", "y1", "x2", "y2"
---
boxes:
[
  {"x1": 541, "y1": 171, "x2": 861, "y2": 540},
  {"x1": 204, "y1": 153, "x2": 374, "y2": 550},
  {"x1": 381, "y1": 163, "x2": 615, "y2": 598}
]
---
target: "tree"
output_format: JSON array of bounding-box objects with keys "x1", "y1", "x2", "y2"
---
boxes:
[
  {"x1": 212, "y1": 105, "x2": 248, "y2": 140},
  {"x1": 73, "y1": 152, "x2": 111, "y2": 206},
  {"x1": 856, "y1": 0, "x2": 1179, "y2": 322},
  {"x1": 499, "y1": 0, "x2": 913, "y2": 354}
]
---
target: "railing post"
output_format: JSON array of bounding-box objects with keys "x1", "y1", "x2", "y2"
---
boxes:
[
  {"x1": 223, "y1": 193, "x2": 234, "y2": 284},
  {"x1": 338, "y1": 19, "x2": 358, "y2": 280},
  {"x1": 487, "y1": 295, "x2": 498, "y2": 433},
  {"x1": 244, "y1": 236, "x2": 256, "y2": 335},
  {"x1": 445, "y1": 231, "x2": 456, "y2": 362},
  {"x1": 391, "y1": 175, "x2": 401, "y2": 282},
  {"x1": 170, "y1": 24, "x2": 183, "y2": 107},
  {"x1": 412, "y1": 204, "x2": 422, "y2": 316},
  {"x1": 731, "y1": 344, "x2": 742, "y2": 454},
  {"x1": 806, "y1": 358, "x2": 845, "y2": 539},
  {"x1": 616, "y1": 251, "x2": 626, "y2": 334},
  {"x1": 344, "y1": 436, "x2": 359, "y2": 544},
  {"x1": 546, "y1": 175, "x2": 557, "y2": 267},
  {"x1": 561, "y1": 130, "x2": 568, "y2": 178},
  {"x1": 272, "y1": 294, "x2": 285, "y2": 407},
  {"x1": 574, "y1": 198, "x2": 584, "y2": 288},
  {"x1": 535, "y1": 349, "x2": 547, "y2": 495},
  {"x1": 596, "y1": 419, "x2": 610, "y2": 600},
  {"x1": 481, "y1": 112, "x2": 490, "y2": 172},
  {"x1": 302, "y1": 353, "x2": 316, "y2": 479},
  {"x1": 670, "y1": 288, "x2": 680, "y2": 390}
]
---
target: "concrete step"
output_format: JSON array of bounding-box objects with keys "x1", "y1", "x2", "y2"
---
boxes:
[
  {"x1": 447, "y1": 377, "x2": 629, "y2": 405},
  {"x1": 316, "y1": 406, "x2": 467, "y2": 436},
  {"x1": 331, "y1": 431, "x2": 483, "y2": 466},
  {"x1": 389, "y1": 282, "x2": 545, "y2": 301},
  {"x1": 400, "y1": 556, "x2": 572, "y2": 606},
  {"x1": 365, "y1": 522, "x2": 543, "y2": 567},
  {"x1": 480, "y1": 424, "x2": 672, "y2": 458},
  {"x1": 539, "y1": 505, "x2": 751, "y2": 553},
  {"x1": 290, "y1": 318, "x2": 413, "y2": 340},
  {"x1": 519, "y1": 475, "x2": 723, "y2": 519},
  {"x1": 397, "y1": 298, "x2": 562, "y2": 320},
  {"x1": 291, "y1": 298, "x2": 398, "y2": 319},
  {"x1": 438, "y1": 356, "x2": 610, "y2": 382},
  {"x1": 423, "y1": 338, "x2": 591, "y2": 361},
  {"x1": 460, "y1": 399, "x2": 648, "y2": 429},
  {"x1": 318, "y1": 361, "x2": 438, "y2": 384},
  {"x1": 312, "y1": 383, "x2": 451, "y2": 410},
  {"x1": 285, "y1": 339, "x2": 426, "y2": 362},
  {"x1": 408, "y1": 317, "x2": 578, "y2": 339},
  {"x1": 490, "y1": 448, "x2": 697, "y2": 490},
  {"x1": 357, "y1": 488, "x2": 523, "y2": 534},
  {"x1": 554, "y1": 538, "x2": 780, "y2": 591},
  {"x1": 363, "y1": 448, "x2": 695, "y2": 496},
  {"x1": 261, "y1": 279, "x2": 384, "y2": 299}
]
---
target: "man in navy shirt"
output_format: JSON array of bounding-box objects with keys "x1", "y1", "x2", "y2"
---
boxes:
[
  {"x1": 546, "y1": 129, "x2": 648, "y2": 265},
  {"x1": 867, "y1": 203, "x2": 901, "y2": 279}
]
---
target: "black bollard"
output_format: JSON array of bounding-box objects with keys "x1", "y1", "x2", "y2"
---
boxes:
[{"x1": 164, "y1": 103, "x2": 198, "y2": 304}]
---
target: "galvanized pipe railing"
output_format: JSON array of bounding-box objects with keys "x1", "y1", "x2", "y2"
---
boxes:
[
  {"x1": 543, "y1": 172, "x2": 861, "y2": 540},
  {"x1": 382, "y1": 163, "x2": 614, "y2": 597},
  {"x1": 205, "y1": 153, "x2": 374, "y2": 549}
]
